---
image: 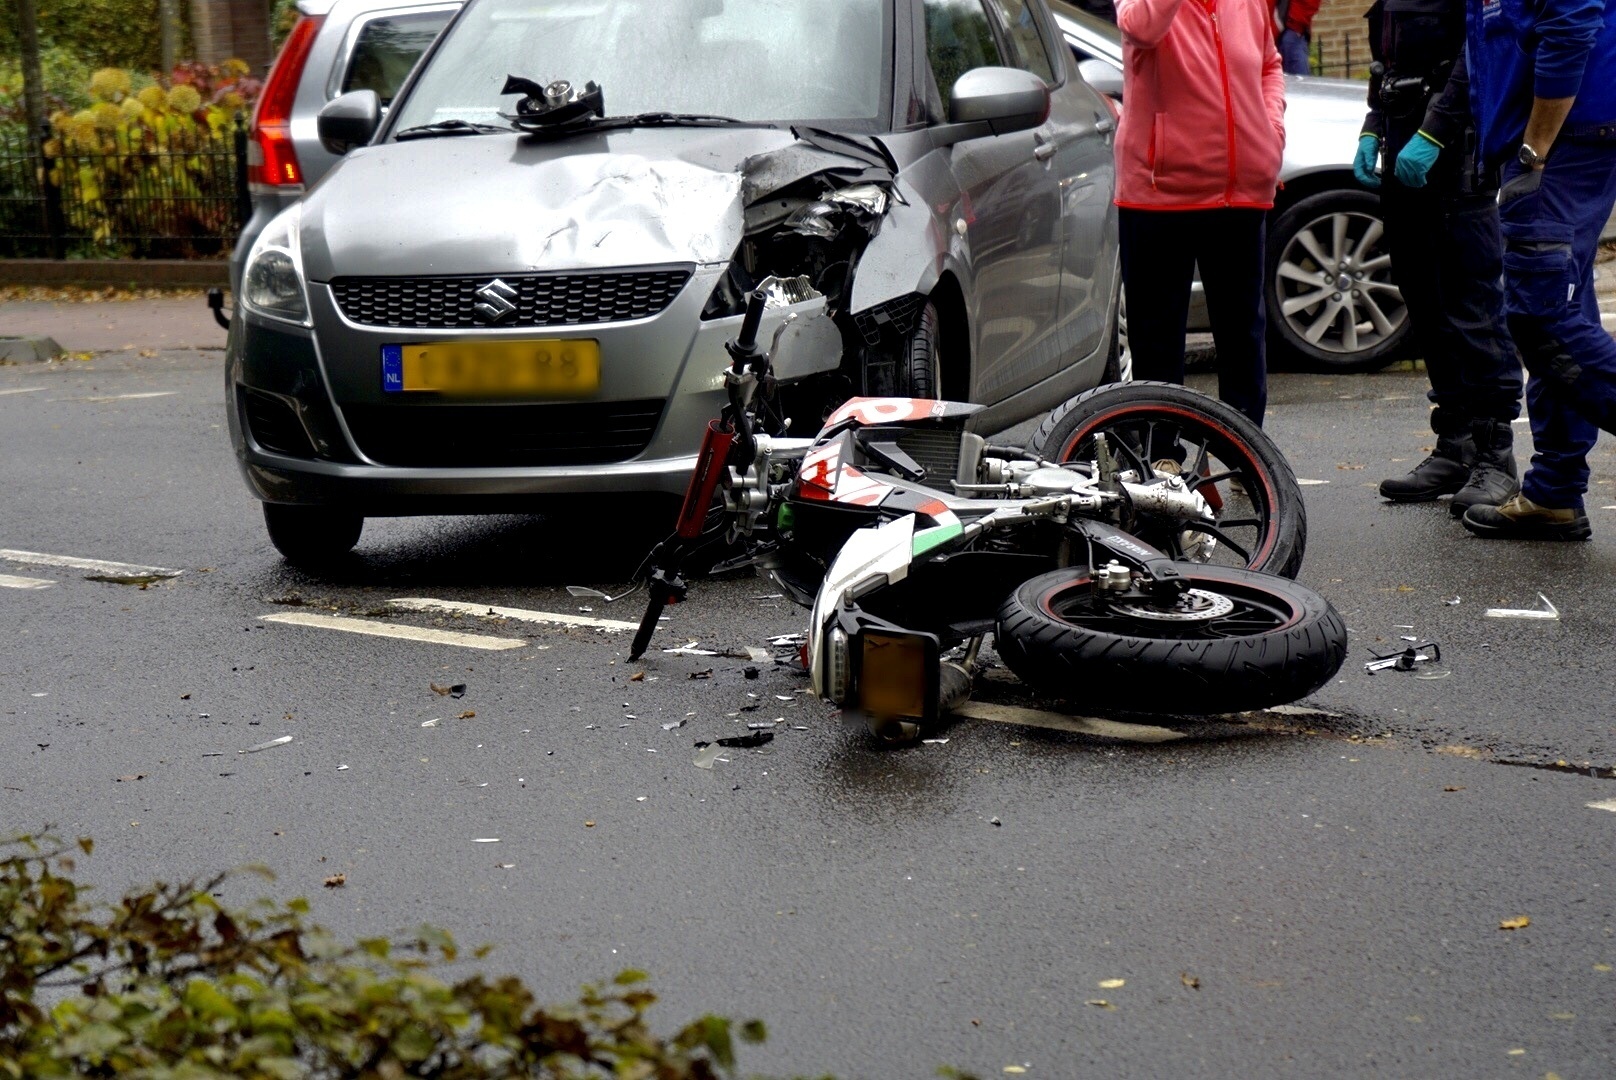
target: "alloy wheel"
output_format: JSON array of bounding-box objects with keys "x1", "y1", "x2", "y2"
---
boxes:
[{"x1": 1273, "y1": 209, "x2": 1406, "y2": 357}]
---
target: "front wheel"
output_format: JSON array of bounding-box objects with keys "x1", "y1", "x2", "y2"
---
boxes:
[
  {"x1": 995, "y1": 565, "x2": 1347, "y2": 715},
  {"x1": 1028, "y1": 381, "x2": 1307, "y2": 578},
  {"x1": 263, "y1": 503, "x2": 363, "y2": 569}
]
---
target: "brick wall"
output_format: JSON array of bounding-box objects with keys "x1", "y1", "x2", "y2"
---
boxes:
[
  {"x1": 190, "y1": 0, "x2": 272, "y2": 73},
  {"x1": 1310, "y1": 0, "x2": 1372, "y2": 78}
]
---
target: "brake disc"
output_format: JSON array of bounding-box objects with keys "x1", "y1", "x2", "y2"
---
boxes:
[{"x1": 1110, "y1": 587, "x2": 1235, "y2": 622}]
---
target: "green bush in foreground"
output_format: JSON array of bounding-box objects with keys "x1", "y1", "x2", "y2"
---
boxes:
[{"x1": 0, "y1": 832, "x2": 772, "y2": 1079}]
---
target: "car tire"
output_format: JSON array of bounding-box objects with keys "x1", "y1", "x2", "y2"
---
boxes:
[
  {"x1": 866, "y1": 301, "x2": 942, "y2": 398},
  {"x1": 1266, "y1": 189, "x2": 1409, "y2": 373},
  {"x1": 1105, "y1": 269, "x2": 1128, "y2": 384},
  {"x1": 263, "y1": 503, "x2": 363, "y2": 568}
]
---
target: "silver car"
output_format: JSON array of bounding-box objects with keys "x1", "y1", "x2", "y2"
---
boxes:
[
  {"x1": 1048, "y1": 2, "x2": 1410, "y2": 372},
  {"x1": 228, "y1": 0, "x2": 1126, "y2": 565}
]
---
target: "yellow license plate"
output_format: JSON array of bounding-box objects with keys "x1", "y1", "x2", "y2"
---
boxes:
[{"x1": 382, "y1": 339, "x2": 600, "y2": 397}]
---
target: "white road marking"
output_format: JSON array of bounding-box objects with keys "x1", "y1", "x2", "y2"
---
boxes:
[
  {"x1": 0, "y1": 573, "x2": 55, "y2": 589},
  {"x1": 0, "y1": 549, "x2": 181, "y2": 577},
  {"x1": 1588, "y1": 799, "x2": 1616, "y2": 813},
  {"x1": 388, "y1": 597, "x2": 638, "y2": 632},
  {"x1": 81, "y1": 392, "x2": 177, "y2": 402},
  {"x1": 953, "y1": 701, "x2": 1186, "y2": 743},
  {"x1": 0, "y1": 387, "x2": 45, "y2": 396},
  {"x1": 261, "y1": 611, "x2": 526, "y2": 650}
]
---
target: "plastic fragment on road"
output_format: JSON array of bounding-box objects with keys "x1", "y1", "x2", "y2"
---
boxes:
[
  {"x1": 664, "y1": 641, "x2": 718, "y2": 656},
  {"x1": 336, "y1": 764, "x2": 350, "y2": 771},
  {"x1": 692, "y1": 744, "x2": 728, "y2": 769},
  {"x1": 661, "y1": 719, "x2": 686, "y2": 731},
  {"x1": 421, "y1": 718, "x2": 440, "y2": 727},
  {"x1": 1414, "y1": 670, "x2": 1452, "y2": 680},
  {"x1": 1443, "y1": 596, "x2": 1461, "y2": 605},
  {"x1": 1484, "y1": 592, "x2": 1559, "y2": 620},
  {"x1": 717, "y1": 731, "x2": 774, "y2": 748},
  {"x1": 1586, "y1": 798, "x2": 1616, "y2": 813},
  {"x1": 472, "y1": 838, "x2": 500, "y2": 843},
  {"x1": 1364, "y1": 641, "x2": 1441, "y2": 674},
  {"x1": 241, "y1": 736, "x2": 292, "y2": 753}
]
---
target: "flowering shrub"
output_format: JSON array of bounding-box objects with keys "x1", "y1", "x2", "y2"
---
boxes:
[{"x1": 40, "y1": 61, "x2": 262, "y2": 256}]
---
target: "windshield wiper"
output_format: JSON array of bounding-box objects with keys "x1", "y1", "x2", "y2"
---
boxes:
[
  {"x1": 607, "y1": 112, "x2": 763, "y2": 128},
  {"x1": 394, "y1": 119, "x2": 512, "y2": 141}
]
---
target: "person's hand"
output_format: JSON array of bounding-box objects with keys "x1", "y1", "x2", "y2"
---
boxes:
[
  {"x1": 1394, "y1": 130, "x2": 1442, "y2": 188},
  {"x1": 1353, "y1": 134, "x2": 1381, "y2": 188}
]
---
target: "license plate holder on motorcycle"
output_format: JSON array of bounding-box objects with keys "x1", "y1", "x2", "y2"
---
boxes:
[{"x1": 381, "y1": 339, "x2": 600, "y2": 397}]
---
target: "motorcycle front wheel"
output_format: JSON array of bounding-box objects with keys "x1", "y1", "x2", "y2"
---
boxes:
[
  {"x1": 1027, "y1": 381, "x2": 1306, "y2": 579},
  {"x1": 995, "y1": 565, "x2": 1347, "y2": 715}
]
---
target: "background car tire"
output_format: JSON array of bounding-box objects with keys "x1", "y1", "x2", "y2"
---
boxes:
[
  {"x1": 1266, "y1": 189, "x2": 1409, "y2": 373},
  {"x1": 994, "y1": 564, "x2": 1348, "y2": 714},
  {"x1": 1027, "y1": 381, "x2": 1307, "y2": 578},
  {"x1": 866, "y1": 301, "x2": 942, "y2": 398},
  {"x1": 263, "y1": 504, "x2": 363, "y2": 568}
]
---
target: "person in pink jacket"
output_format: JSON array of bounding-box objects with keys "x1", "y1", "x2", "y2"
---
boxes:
[{"x1": 1115, "y1": 0, "x2": 1287, "y2": 426}]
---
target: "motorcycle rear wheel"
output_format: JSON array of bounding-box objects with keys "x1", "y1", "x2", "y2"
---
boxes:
[
  {"x1": 994, "y1": 564, "x2": 1347, "y2": 715},
  {"x1": 1027, "y1": 381, "x2": 1306, "y2": 579}
]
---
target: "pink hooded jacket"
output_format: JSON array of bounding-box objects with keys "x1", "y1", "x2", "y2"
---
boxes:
[{"x1": 1114, "y1": 0, "x2": 1287, "y2": 211}]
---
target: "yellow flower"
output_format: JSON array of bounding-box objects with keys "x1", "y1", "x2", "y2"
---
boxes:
[
  {"x1": 67, "y1": 111, "x2": 99, "y2": 146},
  {"x1": 222, "y1": 58, "x2": 250, "y2": 78},
  {"x1": 120, "y1": 97, "x2": 145, "y2": 120},
  {"x1": 166, "y1": 85, "x2": 203, "y2": 114},
  {"x1": 220, "y1": 91, "x2": 244, "y2": 110},
  {"x1": 137, "y1": 86, "x2": 167, "y2": 111},
  {"x1": 90, "y1": 68, "x2": 132, "y2": 102},
  {"x1": 91, "y1": 101, "x2": 123, "y2": 131}
]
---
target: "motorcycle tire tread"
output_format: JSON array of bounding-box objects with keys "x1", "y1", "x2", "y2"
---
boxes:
[{"x1": 994, "y1": 565, "x2": 1348, "y2": 715}]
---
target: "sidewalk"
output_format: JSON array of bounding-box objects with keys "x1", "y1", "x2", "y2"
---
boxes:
[{"x1": 0, "y1": 293, "x2": 225, "y2": 353}]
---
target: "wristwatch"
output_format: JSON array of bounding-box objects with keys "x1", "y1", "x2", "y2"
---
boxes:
[{"x1": 1517, "y1": 142, "x2": 1547, "y2": 168}]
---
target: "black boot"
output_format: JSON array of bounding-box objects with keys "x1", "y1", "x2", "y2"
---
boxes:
[
  {"x1": 1379, "y1": 430, "x2": 1475, "y2": 502},
  {"x1": 1449, "y1": 419, "x2": 1520, "y2": 517}
]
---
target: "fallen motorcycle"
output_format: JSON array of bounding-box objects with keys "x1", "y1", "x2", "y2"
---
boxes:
[{"x1": 629, "y1": 291, "x2": 1347, "y2": 739}]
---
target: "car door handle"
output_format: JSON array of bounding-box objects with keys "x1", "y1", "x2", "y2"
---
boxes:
[{"x1": 1033, "y1": 140, "x2": 1058, "y2": 161}]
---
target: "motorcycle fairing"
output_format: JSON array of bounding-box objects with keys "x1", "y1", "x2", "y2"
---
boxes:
[
  {"x1": 822, "y1": 396, "x2": 984, "y2": 428},
  {"x1": 808, "y1": 514, "x2": 917, "y2": 700}
]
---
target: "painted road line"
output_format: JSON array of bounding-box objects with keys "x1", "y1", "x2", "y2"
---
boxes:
[
  {"x1": 261, "y1": 612, "x2": 527, "y2": 651},
  {"x1": 0, "y1": 387, "x2": 45, "y2": 396},
  {"x1": 1589, "y1": 799, "x2": 1616, "y2": 814},
  {"x1": 953, "y1": 701, "x2": 1186, "y2": 743},
  {"x1": 82, "y1": 392, "x2": 178, "y2": 402},
  {"x1": 389, "y1": 597, "x2": 638, "y2": 632},
  {"x1": 0, "y1": 574, "x2": 55, "y2": 589},
  {"x1": 0, "y1": 549, "x2": 182, "y2": 578}
]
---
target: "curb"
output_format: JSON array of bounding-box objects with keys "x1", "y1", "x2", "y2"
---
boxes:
[{"x1": 0, "y1": 335, "x2": 63, "y2": 362}]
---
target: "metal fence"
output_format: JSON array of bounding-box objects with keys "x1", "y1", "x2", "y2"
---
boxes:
[
  {"x1": 0, "y1": 118, "x2": 249, "y2": 260},
  {"x1": 1310, "y1": 33, "x2": 1371, "y2": 81}
]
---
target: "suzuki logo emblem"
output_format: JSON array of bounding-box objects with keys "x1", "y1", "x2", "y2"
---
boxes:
[{"x1": 473, "y1": 279, "x2": 518, "y2": 324}]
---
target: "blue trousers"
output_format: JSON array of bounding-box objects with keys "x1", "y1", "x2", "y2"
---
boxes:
[
  {"x1": 1278, "y1": 30, "x2": 1311, "y2": 76},
  {"x1": 1497, "y1": 134, "x2": 1616, "y2": 509}
]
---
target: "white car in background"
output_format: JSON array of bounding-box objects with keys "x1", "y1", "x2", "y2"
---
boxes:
[{"x1": 1050, "y1": 2, "x2": 1409, "y2": 372}]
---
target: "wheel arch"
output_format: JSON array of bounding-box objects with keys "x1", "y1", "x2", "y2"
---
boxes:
[
  {"x1": 927, "y1": 271, "x2": 971, "y2": 401},
  {"x1": 1273, "y1": 168, "x2": 1374, "y2": 216}
]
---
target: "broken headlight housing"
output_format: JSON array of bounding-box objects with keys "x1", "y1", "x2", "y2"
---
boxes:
[{"x1": 242, "y1": 204, "x2": 311, "y2": 327}]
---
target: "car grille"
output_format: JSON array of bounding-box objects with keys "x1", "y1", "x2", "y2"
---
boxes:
[
  {"x1": 341, "y1": 400, "x2": 664, "y2": 468},
  {"x1": 329, "y1": 269, "x2": 692, "y2": 329},
  {"x1": 242, "y1": 388, "x2": 316, "y2": 459}
]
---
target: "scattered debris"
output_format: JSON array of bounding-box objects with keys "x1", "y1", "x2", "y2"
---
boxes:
[
  {"x1": 1098, "y1": 979, "x2": 1125, "y2": 989},
  {"x1": 1414, "y1": 670, "x2": 1452, "y2": 680},
  {"x1": 496, "y1": 863, "x2": 515, "y2": 869},
  {"x1": 743, "y1": 666, "x2": 760, "y2": 680},
  {"x1": 1442, "y1": 596, "x2": 1461, "y2": 605},
  {"x1": 116, "y1": 774, "x2": 145, "y2": 782},
  {"x1": 584, "y1": 821, "x2": 595, "y2": 828},
  {"x1": 336, "y1": 764, "x2": 350, "y2": 771},
  {"x1": 689, "y1": 669, "x2": 714, "y2": 680},
  {"x1": 472, "y1": 838, "x2": 501, "y2": 843},
  {"x1": 1498, "y1": 916, "x2": 1531, "y2": 930},
  {"x1": 323, "y1": 873, "x2": 346, "y2": 888},
  {"x1": 1444, "y1": 786, "x2": 1465, "y2": 792},
  {"x1": 1484, "y1": 592, "x2": 1559, "y2": 620},
  {"x1": 1084, "y1": 999, "x2": 1114, "y2": 1009},
  {"x1": 922, "y1": 738, "x2": 949, "y2": 745},
  {"x1": 661, "y1": 719, "x2": 686, "y2": 731},
  {"x1": 664, "y1": 642, "x2": 718, "y2": 656},
  {"x1": 1180, "y1": 973, "x2": 1201, "y2": 990},
  {"x1": 1364, "y1": 641, "x2": 1441, "y2": 674},
  {"x1": 430, "y1": 682, "x2": 467, "y2": 698},
  {"x1": 716, "y1": 731, "x2": 774, "y2": 749},
  {"x1": 693, "y1": 744, "x2": 728, "y2": 769},
  {"x1": 83, "y1": 573, "x2": 168, "y2": 588},
  {"x1": 421, "y1": 718, "x2": 440, "y2": 728},
  {"x1": 241, "y1": 736, "x2": 293, "y2": 754},
  {"x1": 456, "y1": 710, "x2": 476, "y2": 719},
  {"x1": 630, "y1": 671, "x2": 645, "y2": 682},
  {"x1": 990, "y1": 817, "x2": 1002, "y2": 827}
]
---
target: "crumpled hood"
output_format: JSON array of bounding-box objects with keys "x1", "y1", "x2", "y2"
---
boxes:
[{"x1": 298, "y1": 126, "x2": 804, "y2": 281}]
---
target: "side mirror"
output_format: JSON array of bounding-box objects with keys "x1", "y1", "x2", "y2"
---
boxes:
[
  {"x1": 1077, "y1": 58, "x2": 1124, "y2": 100},
  {"x1": 317, "y1": 90, "x2": 381, "y2": 155},
  {"x1": 934, "y1": 66, "x2": 1050, "y2": 146}
]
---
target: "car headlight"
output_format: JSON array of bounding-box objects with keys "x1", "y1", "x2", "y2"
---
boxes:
[{"x1": 242, "y1": 204, "x2": 310, "y2": 326}]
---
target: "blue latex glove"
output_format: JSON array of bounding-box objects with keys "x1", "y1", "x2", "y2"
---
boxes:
[
  {"x1": 1353, "y1": 134, "x2": 1381, "y2": 189},
  {"x1": 1394, "y1": 130, "x2": 1442, "y2": 188}
]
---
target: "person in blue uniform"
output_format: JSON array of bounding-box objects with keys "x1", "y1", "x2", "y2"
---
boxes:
[
  {"x1": 1460, "y1": 0, "x2": 1616, "y2": 540},
  {"x1": 1358, "y1": 0, "x2": 1524, "y2": 517}
]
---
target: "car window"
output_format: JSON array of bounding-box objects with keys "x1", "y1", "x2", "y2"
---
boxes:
[
  {"x1": 390, "y1": 0, "x2": 889, "y2": 129},
  {"x1": 985, "y1": 0, "x2": 1057, "y2": 83},
  {"x1": 924, "y1": 0, "x2": 1004, "y2": 102},
  {"x1": 342, "y1": 11, "x2": 454, "y2": 106}
]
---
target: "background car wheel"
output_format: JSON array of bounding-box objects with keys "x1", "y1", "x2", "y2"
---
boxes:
[
  {"x1": 1267, "y1": 190, "x2": 1409, "y2": 373},
  {"x1": 994, "y1": 564, "x2": 1348, "y2": 715},
  {"x1": 1027, "y1": 381, "x2": 1307, "y2": 578},
  {"x1": 1107, "y1": 272, "x2": 1130, "y2": 384},
  {"x1": 865, "y1": 301, "x2": 942, "y2": 398},
  {"x1": 263, "y1": 504, "x2": 363, "y2": 568}
]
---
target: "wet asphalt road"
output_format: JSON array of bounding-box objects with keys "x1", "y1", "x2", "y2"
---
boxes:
[{"x1": 3, "y1": 350, "x2": 1614, "y2": 1078}]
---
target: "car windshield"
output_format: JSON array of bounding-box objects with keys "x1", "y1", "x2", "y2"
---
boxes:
[{"x1": 390, "y1": 0, "x2": 891, "y2": 133}]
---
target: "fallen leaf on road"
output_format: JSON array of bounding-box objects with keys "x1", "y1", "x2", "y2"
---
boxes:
[
  {"x1": 430, "y1": 682, "x2": 467, "y2": 697},
  {"x1": 1180, "y1": 973, "x2": 1200, "y2": 990},
  {"x1": 584, "y1": 821, "x2": 595, "y2": 828},
  {"x1": 1098, "y1": 979, "x2": 1125, "y2": 989},
  {"x1": 1084, "y1": 999, "x2": 1113, "y2": 1010},
  {"x1": 630, "y1": 671, "x2": 645, "y2": 682},
  {"x1": 1499, "y1": 916, "x2": 1531, "y2": 930},
  {"x1": 1594, "y1": 963, "x2": 1612, "y2": 972},
  {"x1": 456, "y1": 710, "x2": 476, "y2": 719},
  {"x1": 323, "y1": 874, "x2": 346, "y2": 888},
  {"x1": 1443, "y1": 786, "x2": 1465, "y2": 792},
  {"x1": 1003, "y1": 1068, "x2": 1026, "y2": 1075}
]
